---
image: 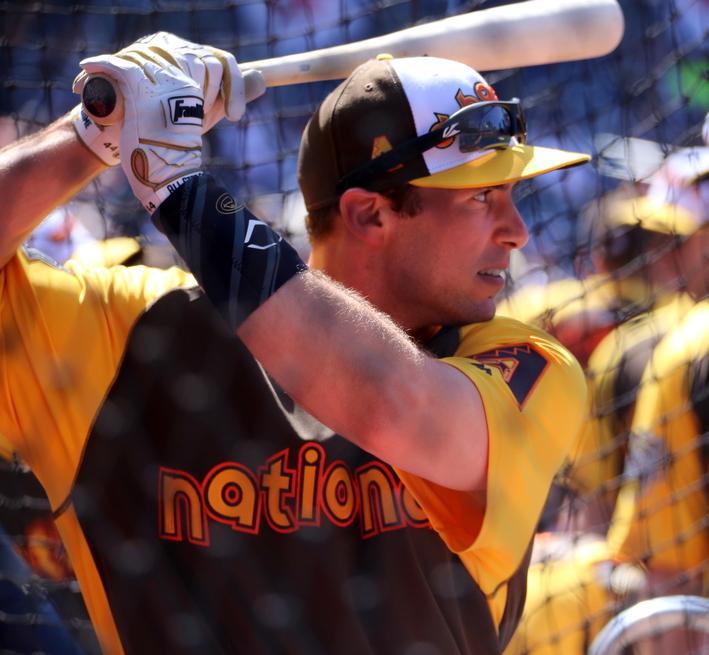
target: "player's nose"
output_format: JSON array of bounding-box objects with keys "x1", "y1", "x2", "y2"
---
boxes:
[{"x1": 496, "y1": 192, "x2": 529, "y2": 250}]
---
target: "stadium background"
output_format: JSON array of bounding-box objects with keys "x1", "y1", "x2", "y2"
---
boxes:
[{"x1": 0, "y1": 0, "x2": 706, "y2": 653}]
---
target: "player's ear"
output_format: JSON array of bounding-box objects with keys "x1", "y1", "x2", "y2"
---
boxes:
[{"x1": 338, "y1": 187, "x2": 394, "y2": 246}]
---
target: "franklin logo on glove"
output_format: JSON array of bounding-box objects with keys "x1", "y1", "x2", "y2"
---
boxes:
[{"x1": 169, "y1": 96, "x2": 204, "y2": 125}]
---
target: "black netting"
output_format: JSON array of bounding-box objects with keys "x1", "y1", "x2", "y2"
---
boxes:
[{"x1": 0, "y1": 1, "x2": 707, "y2": 653}]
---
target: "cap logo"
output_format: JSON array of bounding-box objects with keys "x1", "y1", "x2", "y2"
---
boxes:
[
  {"x1": 429, "y1": 83, "x2": 499, "y2": 149},
  {"x1": 455, "y1": 88, "x2": 479, "y2": 107},
  {"x1": 370, "y1": 135, "x2": 404, "y2": 172},
  {"x1": 442, "y1": 124, "x2": 461, "y2": 140},
  {"x1": 371, "y1": 135, "x2": 393, "y2": 158},
  {"x1": 474, "y1": 82, "x2": 498, "y2": 102}
]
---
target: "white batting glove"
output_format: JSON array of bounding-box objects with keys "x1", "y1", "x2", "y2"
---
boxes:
[
  {"x1": 130, "y1": 32, "x2": 246, "y2": 130},
  {"x1": 78, "y1": 54, "x2": 204, "y2": 213},
  {"x1": 71, "y1": 104, "x2": 121, "y2": 166},
  {"x1": 73, "y1": 31, "x2": 245, "y2": 140}
]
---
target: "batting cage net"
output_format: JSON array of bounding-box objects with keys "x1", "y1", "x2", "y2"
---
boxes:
[{"x1": 0, "y1": 0, "x2": 707, "y2": 653}]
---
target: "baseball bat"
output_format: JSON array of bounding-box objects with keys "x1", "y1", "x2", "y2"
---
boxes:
[{"x1": 82, "y1": 0, "x2": 624, "y2": 125}]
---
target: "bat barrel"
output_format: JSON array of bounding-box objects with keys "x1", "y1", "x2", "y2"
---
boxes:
[
  {"x1": 80, "y1": 0, "x2": 623, "y2": 124},
  {"x1": 241, "y1": 0, "x2": 624, "y2": 87}
]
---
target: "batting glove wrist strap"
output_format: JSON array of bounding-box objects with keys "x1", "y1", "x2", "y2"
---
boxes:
[
  {"x1": 71, "y1": 105, "x2": 121, "y2": 166},
  {"x1": 153, "y1": 173, "x2": 307, "y2": 330}
]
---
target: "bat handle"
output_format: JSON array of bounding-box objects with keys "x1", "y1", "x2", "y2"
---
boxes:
[{"x1": 81, "y1": 68, "x2": 267, "y2": 126}]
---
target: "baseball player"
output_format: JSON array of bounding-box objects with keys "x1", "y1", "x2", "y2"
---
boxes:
[{"x1": 1, "y1": 35, "x2": 588, "y2": 654}]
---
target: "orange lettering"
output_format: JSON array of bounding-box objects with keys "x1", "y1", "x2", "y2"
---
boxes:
[
  {"x1": 357, "y1": 464, "x2": 402, "y2": 538},
  {"x1": 260, "y1": 450, "x2": 296, "y2": 532},
  {"x1": 322, "y1": 461, "x2": 357, "y2": 526},
  {"x1": 159, "y1": 468, "x2": 209, "y2": 546},
  {"x1": 298, "y1": 444, "x2": 323, "y2": 524},
  {"x1": 204, "y1": 463, "x2": 260, "y2": 534}
]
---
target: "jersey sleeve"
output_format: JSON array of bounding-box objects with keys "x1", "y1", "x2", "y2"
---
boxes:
[
  {"x1": 0, "y1": 248, "x2": 194, "y2": 508},
  {"x1": 395, "y1": 318, "x2": 587, "y2": 610}
]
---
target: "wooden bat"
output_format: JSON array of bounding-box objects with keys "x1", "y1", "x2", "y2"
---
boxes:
[{"x1": 81, "y1": 0, "x2": 624, "y2": 124}]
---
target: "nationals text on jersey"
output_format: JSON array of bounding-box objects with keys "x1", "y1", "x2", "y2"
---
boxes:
[{"x1": 158, "y1": 442, "x2": 432, "y2": 546}]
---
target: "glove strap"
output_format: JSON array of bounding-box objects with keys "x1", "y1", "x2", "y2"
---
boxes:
[
  {"x1": 71, "y1": 105, "x2": 120, "y2": 166},
  {"x1": 153, "y1": 173, "x2": 307, "y2": 330},
  {"x1": 141, "y1": 170, "x2": 203, "y2": 215}
]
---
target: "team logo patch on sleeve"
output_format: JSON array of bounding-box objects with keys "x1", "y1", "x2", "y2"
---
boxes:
[{"x1": 466, "y1": 344, "x2": 549, "y2": 409}]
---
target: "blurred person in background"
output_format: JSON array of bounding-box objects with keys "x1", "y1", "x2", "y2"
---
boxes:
[
  {"x1": 0, "y1": 224, "x2": 158, "y2": 655},
  {"x1": 501, "y1": 141, "x2": 709, "y2": 531},
  {"x1": 504, "y1": 143, "x2": 708, "y2": 655},
  {"x1": 561, "y1": 145, "x2": 709, "y2": 533},
  {"x1": 0, "y1": 523, "x2": 89, "y2": 655},
  {"x1": 496, "y1": 178, "x2": 674, "y2": 370}
]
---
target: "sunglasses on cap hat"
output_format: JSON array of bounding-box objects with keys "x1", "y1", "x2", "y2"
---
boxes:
[{"x1": 336, "y1": 99, "x2": 527, "y2": 195}]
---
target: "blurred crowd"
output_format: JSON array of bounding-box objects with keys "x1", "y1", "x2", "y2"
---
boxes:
[
  {"x1": 0, "y1": 0, "x2": 707, "y2": 653},
  {"x1": 500, "y1": 137, "x2": 708, "y2": 654}
]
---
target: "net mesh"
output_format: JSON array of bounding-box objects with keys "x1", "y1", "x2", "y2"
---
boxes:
[{"x1": 0, "y1": 0, "x2": 707, "y2": 653}]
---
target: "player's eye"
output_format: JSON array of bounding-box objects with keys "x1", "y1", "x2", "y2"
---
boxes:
[{"x1": 472, "y1": 189, "x2": 491, "y2": 203}]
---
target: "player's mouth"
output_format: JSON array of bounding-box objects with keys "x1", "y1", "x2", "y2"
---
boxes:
[
  {"x1": 477, "y1": 268, "x2": 506, "y2": 280},
  {"x1": 476, "y1": 268, "x2": 507, "y2": 292}
]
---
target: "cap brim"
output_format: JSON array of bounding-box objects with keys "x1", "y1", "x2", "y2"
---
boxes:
[
  {"x1": 409, "y1": 144, "x2": 590, "y2": 189},
  {"x1": 608, "y1": 197, "x2": 700, "y2": 236}
]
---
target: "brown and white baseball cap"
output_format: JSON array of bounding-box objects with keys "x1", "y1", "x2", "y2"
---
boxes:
[{"x1": 298, "y1": 55, "x2": 590, "y2": 212}]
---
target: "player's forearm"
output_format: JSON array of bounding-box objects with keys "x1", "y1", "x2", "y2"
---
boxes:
[{"x1": 0, "y1": 114, "x2": 105, "y2": 268}]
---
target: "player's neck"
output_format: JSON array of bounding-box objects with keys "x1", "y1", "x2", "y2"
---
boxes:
[
  {"x1": 308, "y1": 238, "x2": 373, "y2": 293},
  {"x1": 309, "y1": 239, "x2": 416, "y2": 333}
]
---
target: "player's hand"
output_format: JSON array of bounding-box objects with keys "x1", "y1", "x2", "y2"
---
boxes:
[
  {"x1": 129, "y1": 32, "x2": 246, "y2": 130},
  {"x1": 71, "y1": 104, "x2": 121, "y2": 166},
  {"x1": 78, "y1": 53, "x2": 204, "y2": 213},
  {"x1": 73, "y1": 32, "x2": 245, "y2": 137}
]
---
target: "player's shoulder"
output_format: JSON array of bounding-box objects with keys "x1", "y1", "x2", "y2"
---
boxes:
[
  {"x1": 1, "y1": 246, "x2": 77, "y2": 299},
  {"x1": 453, "y1": 315, "x2": 586, "y2": 396},
  {"x1": 456, "y1": 315, "x2": 577, "y2": 362},
  {"x1": 5, "y1": 247, "x2": 195, "y2": 316}
]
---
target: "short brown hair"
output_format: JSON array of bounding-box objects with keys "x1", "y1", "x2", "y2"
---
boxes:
[{"x1": 305, "y1": 184, "x2": 424, "y2": 242}]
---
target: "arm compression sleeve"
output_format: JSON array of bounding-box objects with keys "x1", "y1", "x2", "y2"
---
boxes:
[{"x1": 153, "y1": 173, "x2": 307, "y2": 330}]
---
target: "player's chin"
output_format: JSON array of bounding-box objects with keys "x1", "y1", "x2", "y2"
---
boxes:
[
  {"x1": 456, "y1": 297, "x2": 496, "y2": 325},
  {"x1": 478, "y1": 297, "x2": 497, "y2": 322}
]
